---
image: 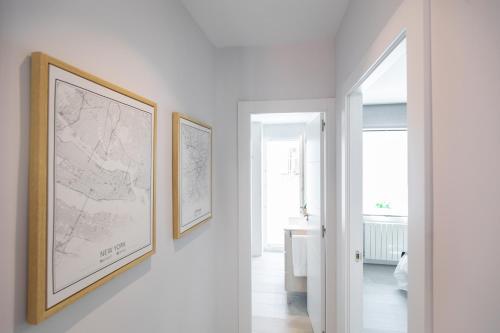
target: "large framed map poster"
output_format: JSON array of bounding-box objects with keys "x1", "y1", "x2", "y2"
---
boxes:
[
  {"x1": 172, "y1": 113, "x2": 212, "y2": 239},
  {"x1": 28, "y1": 53, "x2": 156, "y2": 324}
]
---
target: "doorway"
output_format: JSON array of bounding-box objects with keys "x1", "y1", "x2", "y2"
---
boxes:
[
  {"x1": 344, "y1": 37, "x2": 409, "y2": 333},
  {"x1": 238, "y1": 99, "x2": 334, "y2": 333},
  {"x1": 251, "y1": 112, "x2": 321, "y2": 333}
]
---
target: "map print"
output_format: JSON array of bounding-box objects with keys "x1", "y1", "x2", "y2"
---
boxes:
[
  {"x1": 180, "y1": 121, "x2": 211, "y2": 229},
  {"x1": 52, "y1": 80, "x2": 152, "y2": 293}
]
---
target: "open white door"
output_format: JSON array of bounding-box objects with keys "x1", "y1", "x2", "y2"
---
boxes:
[
  {"x1": 305, "y1": 114, "x2": 325, "y2": 333},
  {"x1": 345, "y1": 93, "x2": 364, "y2": 333}
]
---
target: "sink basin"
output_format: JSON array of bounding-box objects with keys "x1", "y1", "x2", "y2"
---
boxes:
[{"x1": 284, "y1": 217, "x2": 309, "y2": 231}]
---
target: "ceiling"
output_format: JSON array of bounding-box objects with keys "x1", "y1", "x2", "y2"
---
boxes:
[
  {"x1": 180, "y1": 0, "x2": 350, "y2": 47},
  {"x1": 252, "y1": 112, "x2": 318, "y2": 124},
  {"x1": 361, "y1": 39, "x2": 407, "y2": 105}
]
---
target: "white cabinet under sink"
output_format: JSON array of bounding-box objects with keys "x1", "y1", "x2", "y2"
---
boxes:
[{"x1": 284, "y1": 227, "x2": 307, "y2": 293}]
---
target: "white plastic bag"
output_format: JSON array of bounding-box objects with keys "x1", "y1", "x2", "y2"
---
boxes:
[{"x1": 394, "y1": 253, "x2": 408, "y2": 291}]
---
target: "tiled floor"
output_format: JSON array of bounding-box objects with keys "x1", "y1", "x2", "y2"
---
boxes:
[
  {"x1": 251, "y1": 254, "x2": 406, "y2": 333},
  {"x1": 252, "y1": 251, "x2": 313, "y2": 333},
  {"x1": 363, "y1": 264, "x2": 407, "y2": 333}
]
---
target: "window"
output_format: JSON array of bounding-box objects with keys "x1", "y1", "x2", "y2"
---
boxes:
[{"x1": 363, "y1": 130, "x2": 408, "y2": 216}]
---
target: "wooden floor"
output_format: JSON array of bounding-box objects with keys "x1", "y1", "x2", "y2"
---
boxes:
[
  {"x1": 363, "y1": 264, "x2": 407, "y2": 333},
  {"x1": 252, "y1": 252, "x2": 313, "y2": 333}
]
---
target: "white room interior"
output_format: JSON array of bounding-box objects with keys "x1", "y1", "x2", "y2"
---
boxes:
[
  {"x1": 239, "y1": 99, "x2": 333, "y2": 333},
  {"x1": 250, "y1": 112, "x2": 320, "y2": 333},
  {"x1": 1, "y1": 1, "x2": 500, "y2": 333},
  {"x1": 251, "y1": 113, "x2": 315, "y2": 254},
  {"x1": 360, "y1": 38, "x2": 408, "y2": 333}
]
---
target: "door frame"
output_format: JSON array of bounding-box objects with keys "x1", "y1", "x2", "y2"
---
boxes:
[
  {"x1": 238, "y1": 98, "x2": 335, "y2": 333},
  {"x1": 338, "y1": 1, "x2": 433, "y2": 332}
]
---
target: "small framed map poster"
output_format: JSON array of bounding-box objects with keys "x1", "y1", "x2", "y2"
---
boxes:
[
  {"x1": 172, "y1": 112, "x2": 212, "y2": 239},
  {"x1": 28, "y1": 52, "x2": 156, "y2": 324}
]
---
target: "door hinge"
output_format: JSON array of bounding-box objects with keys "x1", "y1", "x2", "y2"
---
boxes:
[
  {"x1": 321, "y1": 225, "x2": 326, "y2": 238},
  {"x1": 321, "y1": 119, "x2": 326, "y2": 132}
]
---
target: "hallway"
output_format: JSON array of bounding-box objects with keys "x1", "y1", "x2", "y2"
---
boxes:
[{"x1": 1, "y1": 0, "x2": 498, "y2": 332}]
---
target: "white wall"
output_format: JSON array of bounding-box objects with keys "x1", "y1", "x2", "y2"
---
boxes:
[
  {"x1": 218, "y1": 40, "x2": 336, "y2": 102},
  {"x1": 214, "y1": 40, "x2": 335, "y2": 332},
  {"x1": 431, "y1": 1, "x2": 500, "y2": 332},
  {"x1": 335, "y1": 0, "x2": 404, "y2": 97},
  {"x1": 0, "y1": 1, "x2": 219, "y2": 332},
  {"x1": 336, "y1": 0, "x2": 500, "y2": 332},
  {"x1": 263, "y1": 123, "x2": 306, "y2": 141},
  {"x1": 363, "y1": 103, "x2": 407, "y2": 129}
]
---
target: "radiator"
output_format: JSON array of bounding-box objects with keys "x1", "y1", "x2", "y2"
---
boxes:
[{"x1": 363, "y1": 220, "x2": 408, "y2": 265}]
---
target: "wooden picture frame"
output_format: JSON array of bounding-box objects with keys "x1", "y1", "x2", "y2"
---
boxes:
[
  {"x1": 172, "y1": 112, "x2": 212, "y2": 239},
  {"x1": 28, "y1": 52, "x2": 156, "y2": 324}
]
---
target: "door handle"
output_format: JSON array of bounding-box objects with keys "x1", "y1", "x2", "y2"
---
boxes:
[{"x1": 355, "y1": 250, "x2": 362, "y2": 262}]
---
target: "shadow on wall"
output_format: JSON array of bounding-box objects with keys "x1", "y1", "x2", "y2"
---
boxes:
[
  {"x1": 13, "y1": 55, "x2": 152, "y2": 333},
  {"x1": 173, "y1": 223, "x2": 211, "y2": 252}
]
